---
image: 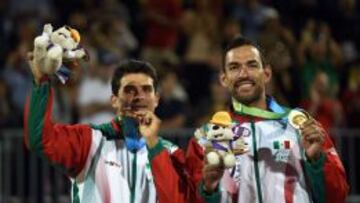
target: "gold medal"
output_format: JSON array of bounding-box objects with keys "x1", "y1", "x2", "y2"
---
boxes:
[{"x1": 288, "y1": 110, "x2": 309, "y2": 129}]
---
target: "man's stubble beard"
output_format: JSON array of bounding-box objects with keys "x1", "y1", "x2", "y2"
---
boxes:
[{"x1": 231, "y1": 85, "x2": 263, "y2": 105}]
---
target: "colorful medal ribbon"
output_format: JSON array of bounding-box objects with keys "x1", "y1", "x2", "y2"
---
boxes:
[
  {"x1": 121, "y1": 116, "x2": 145, "y2": 151},
  {"x1": 232, "y1": 97, "x2": 289, "y2": 119}
]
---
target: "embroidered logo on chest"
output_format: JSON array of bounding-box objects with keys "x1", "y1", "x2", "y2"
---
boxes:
[{"x1": 272, "y1": 139, "x2": 292, "y2": 162}]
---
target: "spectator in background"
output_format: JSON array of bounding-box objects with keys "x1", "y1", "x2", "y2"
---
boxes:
[
  {"x1": 181, "y1": 0, "x2": 222, "y2": 106},
  {"x1": 258, "y1": 8, "x2": 300, "y2": 107},
  {"x1": 141, "y1": 0, "x2": 182, "y2": 66},
  {"x1": 332, "y1": 0, "x2": 360, "y2": 54},
  {"x1": 2, "y1": 41, "x2": 33, "y2": 126},
  {"x1": 342, "y1": 60, "x2": 360, "y2": 128},
  {"x1": 91, "y1": 15, "x2": 138, "y2": 62},
  {"x1": 0, "y1": 79, "x2": 18, "y2": 127},
  {"x1": 52, "y1": 73, "x2": 82, "y2": 124},
  {"x1": 300, "y1": 70, "x2": 345, "y2": 143},
  {"x1": 265, "y1": 42, "x2": 300, "y2": 107},
  {"x1": 67, "y1": 10, "x2": 89, "y2": 33},
  {"x1": 221, "y1": 18, "x2": 242, "y2": 49},
  {"x1": 101, "y1": 0, "x2": 131, "y2": 23},
  {"x1": 8, "y1": 0, "x2": 54, "y2": 20},
  {"x1": 156, "y1": 63, "x2": 188, "y2": 130},
  {"x1": 181, "y1": 0, "x2": 221, "y2": 67},
  {"x1": 77, "y1": 51, "x2": 117, "y2": 124},
  {"x1": 298, "y1": 20, "x2": 343, "y2": 98},
  {"x1": 230, "y1": 0, "x2": 275, "y2": 40},
  {"x1": 257, "y1": 8, "x2": 296, "y2": 55},
  {"x1": 192, "y1": 73, "x2": 230, "y2": 126},
  {"x1": 0, "y1": 0, "x2": 11, "y2": 67}
]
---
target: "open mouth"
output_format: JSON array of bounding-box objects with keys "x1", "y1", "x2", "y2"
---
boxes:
[
  {"x1": 235, "y1": 81, "x2": 255, "y2": 91},
  {"x1": 131, "y1": 105, "x2": 148, "y2": 110},
  {"x1": 235, "y1": 80, "x2": 255, "y2": 87}
]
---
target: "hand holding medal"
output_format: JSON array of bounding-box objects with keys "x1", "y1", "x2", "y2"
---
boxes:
[
  {"x1": 288, "y1": 109, "x2": 310, "y2": 129},
  {"x1": 120, "y1": 94, "x2": 161, "y2": 149},
  {"x1": 288, "y1": 110, "x2": 326, "y2": 161}
]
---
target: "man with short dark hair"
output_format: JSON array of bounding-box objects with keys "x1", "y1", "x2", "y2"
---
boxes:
[
  {"x1": 25, "y1": 57, "x2": 177, "y2": 202},
  {"x1": 148, "y1": 36, "x2": 349, "y2": 203}
]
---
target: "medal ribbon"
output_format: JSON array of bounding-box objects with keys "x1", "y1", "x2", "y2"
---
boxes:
[{"x1": 232, "y1": 97, "x2": 289, "y2": 119}]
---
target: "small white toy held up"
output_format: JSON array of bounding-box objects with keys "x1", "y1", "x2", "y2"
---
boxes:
[
  {"x1": 33, "y1": 23, "x2": 88, "y2": 83},
  {"x1": 195, "y1": 111, "x2": 249, "y2": 168}
]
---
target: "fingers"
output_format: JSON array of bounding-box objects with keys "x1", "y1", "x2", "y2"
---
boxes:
[
  {"x1": 203, "y1": 152, "x2": 225, "y2": 176},
  {"x1": 302, "y1": 133, "x2": 324, "y2": 144},
  {"x1": 137, "y1": 111, "x2": 161, "y2": 143},
  {"x1": 126, "y1": 110, "x2": 159, "y2": 126},
  {"x1": 202, "y1": 158, "x2": 225, "y2": 192},
  {"x1": 203, "y1": 163, "x2": 224, "y2": 182},
  {"x1": 138, "y1": 111, "x2": 152, "y2": 125},
  {"x1": 300, "y1": 118, "x2": 325, "y2": 145}
]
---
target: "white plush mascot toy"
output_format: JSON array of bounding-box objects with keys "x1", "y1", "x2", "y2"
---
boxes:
[
  {"x1": 33, "y1": 24, "x2": 88, "y2": 83},
  {"x1": 195, "y1": 111, "x2": 249, "y2": 168}
]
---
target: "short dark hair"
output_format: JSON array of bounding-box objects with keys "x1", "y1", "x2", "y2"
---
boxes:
[
  {"x1": 111, "y1": 59, "x2": 158, "y2": 95},
  {"x1": 222, "y1": 35, "x2": 267, "y2": 71}
]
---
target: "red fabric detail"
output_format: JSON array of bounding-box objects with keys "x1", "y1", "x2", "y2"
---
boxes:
[
  {"x1": 322, "y1": 135, "x2": 349, "y2": 203},
  {"x1": 24, "y1": 96, "x2": 30, "y2": 148},
  {"x1": 284, "y1": 163, "x2": 296, "y2": 203},
  {"x1": 111, "y1": 119, "x2": 121, "y2": 134},
  {"x1": 232, "y1": 193, "x2": 238, "y2": 203},
  {"x1": 185, "y1": 138, "x2": 206, "y2": 203},
  {"x1": 96, "y1": 157, "x2": 111, "y2": 203},
  {"x1": 186, "y1": 138, "x2": 205, "y2": 188},
  {"x1": 39, "y1": 75, "x2": 50, "y2": 83},
  {"x1": 144, "y1": 0, "x2": 182, "y2": 48},
  {"x1": 32, "y1": 88, "x2": 93, "y2": 177},
  {"x1": 300, "y1": 99, "x2": 341, "y2": 145},
  {"x1": 284, "y1": 140, "x2": 290, "y2": 149},
  {"x1": 150, "y1": 141, "x2": 206, "y2": 203},
  {"x1": 151, "y1": 148, "x2": 198, "y2": 203}
]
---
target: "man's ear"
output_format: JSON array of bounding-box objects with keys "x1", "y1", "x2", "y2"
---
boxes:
[
  {"x1": 264, "y1": 64, "x2": 272, "y2": 84},
  {"x1": 111, "y1": 95, "x2": 119, "y2": 109},
  {"x1": 154, "y1": 92, "x2": 160, "y2": 108},
  {"x1": 219, "y1": 71, "x2": 228, "y2": 87}
]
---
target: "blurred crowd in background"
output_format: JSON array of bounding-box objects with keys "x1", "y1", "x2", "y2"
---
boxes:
[{"x1": 1, "y1": 0, "x2": 360, "y2": 136}]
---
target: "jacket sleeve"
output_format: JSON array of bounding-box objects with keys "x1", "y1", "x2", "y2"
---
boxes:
[
  {"x1": 24, "y1": 78, "x2": 92, "y2": 177},
  {"x1": 304, "y1": 132, "x2": 349, "y2": 203},
  {"x1": 147, "y1": 138, "x2": 190, "y2": 203},
  {"x1": 148, "y1": 138, "x2": 206, "y2": 203},
  {"x1": 187, "y1": 138, "x2": 223, "y2": 203}
]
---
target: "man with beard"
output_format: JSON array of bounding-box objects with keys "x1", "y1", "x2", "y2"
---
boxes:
[{"x1": 148, "y1": 36, "x2": 349, "y2": 203}]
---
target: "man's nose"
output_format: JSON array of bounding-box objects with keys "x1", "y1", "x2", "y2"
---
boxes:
[
  {"x1": 237, "y1": 66, "x2": 250, "y2": 78},
  {"x1": 133, "y1": 89, "x2": 146, "y2": 99}
]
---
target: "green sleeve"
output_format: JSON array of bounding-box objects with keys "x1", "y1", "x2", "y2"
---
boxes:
[{"x1": 304, "y1": 153, "x2": 326, "y2": 203}]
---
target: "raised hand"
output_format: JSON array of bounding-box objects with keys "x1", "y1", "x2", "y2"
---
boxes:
[
  {"x1": 122, "y1": 109, "x2": 161, "y2": 148},
  {"x1": 300, "y1": 118, "x2": 326, "y2": 161},
  {"x1": 202, "y1": 153, "x2": 225, "y2": 193},
  {"x1": 27, "y1": 52, "x2": 45, "y2": 85}
]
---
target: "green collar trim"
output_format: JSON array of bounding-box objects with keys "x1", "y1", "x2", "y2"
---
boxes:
[{"x1": 232, "y1": 98, "x2": 289, "y2": 119}]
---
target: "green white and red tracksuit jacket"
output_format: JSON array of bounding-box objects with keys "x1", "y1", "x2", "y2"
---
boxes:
[
  {"x1": 24, "y1": 79, "x2": 171, "y2": 203},
  {"x1": 149, "y1": 99, "x2": 349, "y2": 203}
]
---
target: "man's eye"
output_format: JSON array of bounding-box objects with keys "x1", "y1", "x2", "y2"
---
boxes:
[
  {"x1": 143, "y1": 86, "x2": 153, "y2": 93},
  {"x1": 228, "y1": 65, "x2": 238, "y2": 71},
  {"x1": 124, "y1": 86, "x2": 136, "y2": 94},
  {"x1": 248, "y1": 63, "x2": 259, "y2": 69}
]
